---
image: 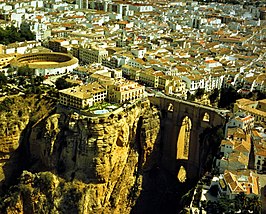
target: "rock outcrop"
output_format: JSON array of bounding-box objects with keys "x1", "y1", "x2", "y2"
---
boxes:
[
  {"x1": 0, "y1": 95, "x2": 55, "y2": 189},
  {"x1": 0, "y1": 98, "x2": 161, "y2": 213}
]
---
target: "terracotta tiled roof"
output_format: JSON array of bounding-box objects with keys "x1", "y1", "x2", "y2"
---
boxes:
[
  {"x1": 221, "y1": 139, "x2": 235, "y2": 146},
  {"x1": 223, "y1": 170, "x2": 260, "y2": 195},
  {"x1": 254, "y1": 142, "x2": 266, "y2": 157}
]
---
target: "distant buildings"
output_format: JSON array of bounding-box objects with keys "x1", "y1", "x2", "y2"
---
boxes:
[
  {"x1": 0, "y1": 0, "x2": 264, "y2": 110},
  {"x1": 0, "y1": 1, "x2": 265, "y2": 210},
  {"x1": 217, "y1": 121, "x2": 252, "y2": 173},
  {"x1": 225, "y1": 113, "x2": 254, "y2": 135},
  {"x1": 216, "y1": 97, "x2": 266, "y2": 175}
]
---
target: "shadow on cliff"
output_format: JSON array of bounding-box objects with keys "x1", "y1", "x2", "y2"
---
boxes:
[
  {"x1": 131, "y1": 164, "x2": 197, "y2": 214},
  {"x1": 1, "y1": 99, "x2": 57, "y2": 195},
  {"x1": 129, "y1": 115, "x2": 194, "y2": 214},
  {"x1": 130, "y1": 115, "x2": 222, "y2": 214},
  {"x1": 1, "y1": 122, "x2": 33, "y2": 194}
]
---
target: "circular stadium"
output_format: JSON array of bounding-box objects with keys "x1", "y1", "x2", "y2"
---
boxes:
[{"x1": 10, "y1": 52, "x2": 79, "y2": 76}]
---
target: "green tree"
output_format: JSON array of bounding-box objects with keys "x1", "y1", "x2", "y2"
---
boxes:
[
  {"x1": 218, "y1": 86, "x2": 241, "y2": 109},
  {"x1": 195, "y1": 88, "x2": 205, "y2": 99},
  {"x1": 19, "y1": 22, "x2": 35, "y2": 41},
  {"x1": 0, "y1": 24, "x2": 35, "y2": 45},
  {"x1": 247, "y1": 195, "x2": 262, "y2": 213},
  {"x1": 34, "y1": 76, "x2": 45, "y2": 86},
  {"x1": 0, "y1": 27, "x2": 9, "y2": 44},
  {"x1": 55, "y1": 78, "x2": 73, "y2": 90},
  {"x1": 187, "y1": 91, "x2": 195, "y2": 101},
  {"x1": 7, "y1": 25, "x2": 20, "y2": 43},
  {"x1": 209, "y1": 88, "x2": 219, "y2": 104},
  {"x1": 209, "y1": 184, "x2": 218, "y2": 197},
  {"x1": 27, "y1": 85, "x2": 42, "y2": 94},
  {"x1": 250, "y1": 90, "x2": 266, "y2": 101},
  {"x1": 234, "y1": 191, "x2": 246, "y2": 209},
  {"x1": 233, "y1": 192, "x2": 261, "y2": 212},
  {"x1": 0, "y1": 72, "x2": 7, "y2": 87},
  {"x1": 17, "y1": 76, "x2": 26, "y2": 86},
  {"x1": 17, "y1": 66, "x2": 35, "y2": 76},
  {"x1": 7, "y1": 67, "x2": 15, "y2": 75}
]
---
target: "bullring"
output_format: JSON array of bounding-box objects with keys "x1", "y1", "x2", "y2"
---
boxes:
[{"x1": 10, "y1": 52, "x2": 79, "y2": 76}]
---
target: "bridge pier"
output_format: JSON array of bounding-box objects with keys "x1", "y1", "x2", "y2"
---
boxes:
[{"x1": 160, "y1": 111, "x2": 179, "y2": 174}]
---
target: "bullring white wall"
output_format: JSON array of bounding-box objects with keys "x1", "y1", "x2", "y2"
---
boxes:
[
  {"x1": 35, "y1": 61, "x2": 78, "y2": 76},
  {"x1": 10, "y1": 52, "x2": 79, "y2": 76}
]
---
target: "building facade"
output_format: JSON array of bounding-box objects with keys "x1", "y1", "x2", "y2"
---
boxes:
[
  {"x1": 79, "y1": 47, "x2": 108, "y2": 64},
  {"x1": 59, "y1": 82, "x2": 107, "y2": 109},
  {"x1": 107, "y1": 79, "x2": 145, "y2": 104}
]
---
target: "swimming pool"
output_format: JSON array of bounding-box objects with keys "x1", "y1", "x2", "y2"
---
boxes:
[{"x1": 93, "y1": 109, "x2": 109, "y2": 114}]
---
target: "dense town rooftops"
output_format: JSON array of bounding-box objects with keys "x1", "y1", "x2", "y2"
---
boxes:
[
  {"x1": 223, "y1": 170, "x2": 259, "y2": 195},
  {"x1": 239, "y1": 105, "x2": 266, "y2": 118},
  {"x1": 236, "y1": 98, "x2": 257, "y2": 107},
  {"x1": 254, "y1": 142, "x2": 266, "y2": 157}
]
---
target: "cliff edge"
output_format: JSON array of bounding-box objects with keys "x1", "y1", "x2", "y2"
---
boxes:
[{"x1": 0, "y1": 97, "x2": 161, "y2": 213}]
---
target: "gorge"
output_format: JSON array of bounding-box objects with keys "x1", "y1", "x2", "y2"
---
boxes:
[{"x1": 0, "y1": 94, "x2": 225, "y2": 213}]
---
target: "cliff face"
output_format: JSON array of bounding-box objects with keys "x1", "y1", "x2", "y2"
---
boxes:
[
  {"x1": 1, "y1": 98, "x2": 161, "y2": 213},
  {"x1": 0, "y1": 95, "x2": 55, "y2": 189}
]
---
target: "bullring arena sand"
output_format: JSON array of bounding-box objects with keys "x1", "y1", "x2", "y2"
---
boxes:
[{"x1": 29, "y1": 61, "x2": 60, "y2": 65}]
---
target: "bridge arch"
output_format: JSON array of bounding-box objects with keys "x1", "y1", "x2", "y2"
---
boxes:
[{"x1": 148, "y1": 95, "x2": 226, "y2": 180}]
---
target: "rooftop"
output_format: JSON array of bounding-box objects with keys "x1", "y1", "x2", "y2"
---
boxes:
[{"x1": 60, "y1": 82, "x2": 106, "y2": 100}]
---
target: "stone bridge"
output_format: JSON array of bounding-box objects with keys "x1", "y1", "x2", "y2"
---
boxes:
[{"x1": 148, "y1": 95, "x2": 227, "y2": 181}]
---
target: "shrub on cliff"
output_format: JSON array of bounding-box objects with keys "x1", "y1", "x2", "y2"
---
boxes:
[
  {"x1": 209, "y1": 88, "x2": 219, "y2": 104},
  {"x1": 0, "y1": 72, "x2": 7, "y2": 88},
  {"x1": 0, "y1": 97, "x2": 14, "y2": 111},
  {"x1": 55, "y1": 77, "x2": 76, "y2": 90},
  {"x1": 195, "y1": 88, "x2": 205, "y2": 99}
]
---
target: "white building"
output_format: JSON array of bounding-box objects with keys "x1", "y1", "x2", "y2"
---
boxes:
[
  {"x1": 225, "y1": 114, "x2": 254, "y2": 136},
  {"x1": 181, "y1": 74, "x2": 205, "y2": 93},
  {"x1": 128, "y1": 3, "x2": 153, "y2": 13}
]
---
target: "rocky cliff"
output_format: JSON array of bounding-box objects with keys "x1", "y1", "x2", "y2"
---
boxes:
[
  {"x1": 0, "y1": 95, "x2": 55, "y2": 190},
  {"x1": 0, "y1": 97, "x2": 161, "y2": 213}
]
